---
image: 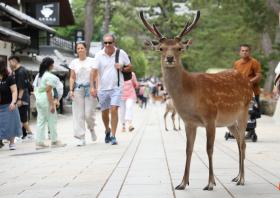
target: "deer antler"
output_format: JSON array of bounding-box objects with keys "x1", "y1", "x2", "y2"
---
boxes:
[
  {"x1": 176, "y1": 11, "x2": 200, "y2": 40},
  {"x1": 140, "y1": 11, "x2": 165, "y2": 40}
]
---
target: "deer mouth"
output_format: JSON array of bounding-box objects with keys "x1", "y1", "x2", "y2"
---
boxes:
[{"x1": 164, "y1": 61, "x2": 176, "y2": 68}]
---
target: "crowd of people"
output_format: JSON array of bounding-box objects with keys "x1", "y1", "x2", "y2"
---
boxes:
[
  {"x1": 1, "y1": 34, "x2": 278, "y2": 151},
  {"x1": 0, "y1": 33, "x2": 158, "y2": 150}
]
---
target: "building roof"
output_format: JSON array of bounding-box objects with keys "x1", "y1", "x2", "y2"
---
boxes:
[
  {"x1": 0, "y1": 2, "x2": 56, "y2": 33},
  {"x1": 0, "y1": 25, "x2": 30, "y2": 44},
  {"x1": 18, "y1": 49, "x2": 74, "y2": 74},
  {"x1": 1, "y1": 0, "x2": 74, "y2": 26}
]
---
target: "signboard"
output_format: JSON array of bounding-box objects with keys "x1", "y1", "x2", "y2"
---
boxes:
[
  {"x1": 74, "y1": 30, "x2": 85, "y2": 42},
  {"x1": 36, "y1": 3, "x2": 60, "y2": 26},
  {"x1": 74, "y1": 29, "x2": 85, "y2": 53}
]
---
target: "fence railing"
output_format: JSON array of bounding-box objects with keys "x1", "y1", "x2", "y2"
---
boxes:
[{"x1": 49, "y1": 36, "x2": 74, "y2": 51}]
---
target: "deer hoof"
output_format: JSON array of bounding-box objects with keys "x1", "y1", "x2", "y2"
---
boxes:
[
  {"x1": 203, "y1": 185, "x2": 213, "y2": 191},
  {"x1": 236, "y1": 179, "x2": 245, "y2": 186},
  {"x1": 232, "y1": 175, "x2": 240, "y2": 182},
  {"x1": 165, "y1": 128, "x2": 168, "y2": 131},
  {"x1": 203, "y1": 183, "x2": 214, "y2": 191},
  {"x1": 175, "y1": 183, "x2": 186, "y2": 190}
]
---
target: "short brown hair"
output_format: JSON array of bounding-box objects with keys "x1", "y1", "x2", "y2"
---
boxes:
[{"x1": 240, "y1": 44, "x2": 251, "y2": 50}]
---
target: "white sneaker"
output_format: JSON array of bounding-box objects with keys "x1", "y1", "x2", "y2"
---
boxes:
[
  {"x1": 90, "y1": 131, "x2": 97, "y2": 142},
  {"x1": 76, "y1": 138, "x2": 86, "y2": 146},
  {"x1": 51, "y1": 140, "x2": 67, "y2": 148},
  {"x1": 15, "y1": 137, "x2": 22, "y2": 143},
  {"x1": 36, "y1": 142, "x2": 49, "y2": 150},
  {"x1": 27, "y1": 133, "x2": 34, "y2": 139},
  {"x1": 9, "y1": 144, "x2": 16, "y2": 150}
]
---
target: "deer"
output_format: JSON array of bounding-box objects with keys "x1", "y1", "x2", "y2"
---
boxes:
[
  {"x1": 140, "y1": 10, "x2": 253, "y2": 191},
  {"x1": 163, "y1": 95, "x2": 181, "y2": 131}
]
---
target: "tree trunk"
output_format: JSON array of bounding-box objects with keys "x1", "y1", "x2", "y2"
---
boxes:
[
  {"x1": 84, "y1": 0, "x2": 97, "y2": 54},
  {"x1": 262, "y1": 0, "x2": 280, "y2": 92},
  {"x1": 267, "y1": 0, "x2": 280, "y2": 15},
  {"x1": 102, "y1": 0, "x2": 111, "y2": 36},
  {"x1": 261, "y1": 32, "x2": 277, "y2": 92}
]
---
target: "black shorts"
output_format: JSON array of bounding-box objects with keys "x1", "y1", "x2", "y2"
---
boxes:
[{"x1": 18, "y1": 105, "x2": 29, "y2": 123}]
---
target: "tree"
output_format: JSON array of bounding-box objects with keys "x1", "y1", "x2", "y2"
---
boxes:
[
  {"x1": 84, "y1": 0, "x2": 98, "y2": 53},
  {"x1": 241, "y1": 0, "x2": 280, "y2": 92},
  {"x1": 101, "y1": 0, "x2": 111, "y2": 36}
]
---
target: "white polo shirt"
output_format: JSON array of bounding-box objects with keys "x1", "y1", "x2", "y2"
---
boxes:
[
  {"x1": 93, "y1": 47, "x2": 130, "y2": 90},
  {"x1": 69, "y1": 57, "x2": 95, "y2": 85}
]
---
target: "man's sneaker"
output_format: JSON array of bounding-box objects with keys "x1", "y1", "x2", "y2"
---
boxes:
[
  {"x1": 51, "y1": 140, "x2": 67, "y2": 148},
  {"x1": 76, "y1": 138, "x2": 86, "y2": 146},
  {"x1": 105, "y1": 129, "x2": 111, "y2": 143},
  {"x1": 90, "y1": 130, "x2": 97, "y2": 142},
  {"x1": 36, "y1": 142, "x2": 49, "y2": 150},
  {"x1": 9, "y1": 144, "x2": 16, "y2": 150},
  {"x1": 110, "y1": 136, "x2": 118, "y2": 145}
]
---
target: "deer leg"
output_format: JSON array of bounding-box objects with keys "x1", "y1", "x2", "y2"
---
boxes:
[
  {"x1": 236, "y1": 112, "x2": 247, "y2": 185},
  {"x1": 203, "y1": 122, "x2": 216, "y2": 191},
  {"x1": 176, "y1": 124, "x2": 197, "y2": 190},
  {"x1": 227, "y1": 124, "x2": 241, "y2": 182},
  {"x1": 171, "y1": 112, "x2": 177, "y2": 130},
  {"x1": 228, "y1": 116, "x2": 247, "y2": 185},
  {"x1": 164, "y1": 112, "x2": 168, "y2": 131}
]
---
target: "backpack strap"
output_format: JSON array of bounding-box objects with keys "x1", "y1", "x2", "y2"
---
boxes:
[{"x1": 115, "y1": 48, "x2": 120, "y2": 86}]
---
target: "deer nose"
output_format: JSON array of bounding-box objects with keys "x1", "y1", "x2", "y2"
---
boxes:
[{"x1": 166, "y1": 56, "x2": 174, "y2": 63}]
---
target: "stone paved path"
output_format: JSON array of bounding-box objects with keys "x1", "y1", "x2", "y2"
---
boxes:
[{"x1": 0, "y1": 103, "x2": 279, "y2": 197}]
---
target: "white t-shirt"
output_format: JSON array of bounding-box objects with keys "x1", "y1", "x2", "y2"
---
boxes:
[
  {"x1": 69, "y1": 57, "x2": 95, "y2": 85},
  {"x1": 93, "y1": 48, "x2": 130, "y2": 90}
]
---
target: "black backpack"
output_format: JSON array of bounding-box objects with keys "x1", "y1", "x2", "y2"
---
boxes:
[{"x1": 115, "y1": 48, "x2": 132, "y2": 86}]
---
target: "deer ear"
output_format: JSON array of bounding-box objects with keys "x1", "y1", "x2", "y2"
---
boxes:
[
  {"x1": 144, "y1": 40, "x2": 160, "y2": 51},
  {"x1": 182, "y1": 39, "x2": 192, "y2": 50}
]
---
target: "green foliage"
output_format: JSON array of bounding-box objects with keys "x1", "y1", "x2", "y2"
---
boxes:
[
  {"x1": 60, "y1": 0, "x2": 279, "y2": 81},
  {"x1": 183, "y1": 4, "x2": 260, "y2": 72}
]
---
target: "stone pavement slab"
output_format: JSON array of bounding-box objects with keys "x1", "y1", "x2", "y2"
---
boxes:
[{"x1": 0, "y1": 103, "x2": 279, "y2": 198}]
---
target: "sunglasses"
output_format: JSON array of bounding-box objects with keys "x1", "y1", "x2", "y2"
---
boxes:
[{"x1": 104, "y1": 41, "x2": 113, "y2": 45}]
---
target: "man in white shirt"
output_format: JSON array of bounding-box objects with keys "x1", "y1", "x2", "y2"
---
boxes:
[{"x1": 90, "y1": 33, "x2": 132, "y2": 145}]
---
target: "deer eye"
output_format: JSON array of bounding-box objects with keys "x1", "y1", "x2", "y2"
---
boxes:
[
  {"x1": 178, "y1": 48, "x2": 182, "y2": 51},
  {"x1": 159, "y1": 48, "x2": 163, "y2": 51}
]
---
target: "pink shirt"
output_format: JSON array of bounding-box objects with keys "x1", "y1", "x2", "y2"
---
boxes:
[{"x1": 121, "y1": 72, "x2": 139, "y2": 100}]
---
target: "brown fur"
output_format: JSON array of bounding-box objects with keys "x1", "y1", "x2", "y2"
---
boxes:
[
  {"x1": 140, "y1": 10, "x2": 253, "y2": 191},
  {"x1": 164, "y1": 98, "x2": 181, "y2": 131},
  {"x1": 150, "y1": 94, "x2": 164, "y2": 103}
]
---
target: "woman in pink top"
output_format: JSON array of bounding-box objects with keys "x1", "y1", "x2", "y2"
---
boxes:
[{"x1": 120, "y1": 72, "x2": 139, "y2": 132}]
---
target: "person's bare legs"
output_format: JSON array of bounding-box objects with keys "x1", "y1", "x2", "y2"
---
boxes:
[
  {"x1": 9, "y1": 137, "x2": 15, "y2": 144},
  {"x1": 22, "y1": 122, "x2": 32, "y2": 134},
  {"x1": 102, "y1": 109, "x2": 110, "y2": 131},
  {"x1": 110, "y1": 106, "x2": 119, "y2": 137}
]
